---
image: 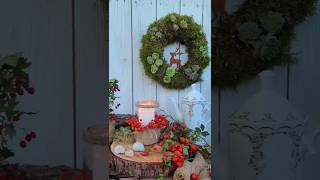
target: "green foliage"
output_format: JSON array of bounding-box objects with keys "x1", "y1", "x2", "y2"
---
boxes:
[
  {"x1": 112, "y1": 127, "x2": 135, "y2": 144},
  {"x1": 0, "y1": 53, "x2": 35, "y2": 164},
  {"x1": 213, "y1": 0, "x2": 318, "y2": 88},
  {"x1": 140, "y1": 13, "x2": 210, "y2": 89},
  {"x1": 109, "y1": 79, "x2": 120, "y2": 113}
]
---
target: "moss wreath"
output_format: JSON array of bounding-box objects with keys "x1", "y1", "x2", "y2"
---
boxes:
[
  {"x1": 140, "y1": 13, "x2": 210, "y2": 90},
  {"x1": 213, "y1": 0, "x2": 318, "y2": 88}
]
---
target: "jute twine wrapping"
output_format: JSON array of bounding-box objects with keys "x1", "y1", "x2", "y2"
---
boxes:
[{"x1": 173, "y1": 153, "x2": 211, "y2": 180}]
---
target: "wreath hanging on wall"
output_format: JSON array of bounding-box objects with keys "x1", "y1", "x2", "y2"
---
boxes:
[
  {"x1": 140, "y1": 13, "x2": 210, "y2": 90},
  {"x1": 213, "y1": 0, "x2": 318, "y2": 88}
]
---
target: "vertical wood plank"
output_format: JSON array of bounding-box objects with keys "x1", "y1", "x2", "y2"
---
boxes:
[
  {"x1": 156, "y1": 0, "x2": 181, "y2": 117},
  {"x1": 132, "y1": 0, "x2": 157, "y2": 113},
  {"x1": 178, "y1": 0, "x2": 202, "y2": 108},
  {"x1": 109, "y1": 0, "x2": 133, "y2": 114},
  {"x1": 202, "y1": 0, "x2": 212, "y2": 145},
  {"x1": 75, "y1": 0, "x2": 106, "y2": 167},
  {"x1": 0, "y1": 0, "x2": 73, "y2": 166},
  {"x1": 289, "y1": 2, "x2": 320, "y2": 179},
  {"x1": 216, "y1": 0, "x2": 288, "y2": 179}
]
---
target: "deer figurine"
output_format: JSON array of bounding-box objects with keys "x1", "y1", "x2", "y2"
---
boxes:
[{"x1": 170, "y1": 47, "x2": 184, "y2": 69}]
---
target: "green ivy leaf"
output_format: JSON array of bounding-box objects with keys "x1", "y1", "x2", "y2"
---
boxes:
[
  {"x1": 183, "y1": 146, "x2": 189, "y2": 156},
  {"x1": 200, "y1": 124, "x2": 205, "y2": 130},
  {"x1": 202, "y1": 131, "x2": 210, "y2": 137},
  {"x1": 147, "y1": 56, "x2": 154, "y2": 64}
]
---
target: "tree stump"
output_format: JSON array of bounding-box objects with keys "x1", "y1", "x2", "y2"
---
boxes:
[{"x1": 110, "y1": 142, "x2": 169, "y2": 178}]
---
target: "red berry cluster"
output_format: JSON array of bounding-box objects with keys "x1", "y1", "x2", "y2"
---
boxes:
[
  {"x1": 146, "y1": 114, "x2": 168, "y2": 129},
  {"x1": 19, "y1": 131, "x2": 36, "y2": 149},
  {"x1": 160, "y1": 121, "x2": 201, "y2": 168},
  {"x1": 15, "y1": 78, "x2": 35, "y2": 96},
  {"x1": 127, "y1": 114, "x2": 168, "y2": 132},
  {"x1": 191, "y1": 172, "x2": 200, "y2": 180}
]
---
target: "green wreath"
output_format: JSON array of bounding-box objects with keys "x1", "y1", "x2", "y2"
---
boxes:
[
  {"x1": 140, "y1": 13, "x2": 210, "y2": 90},
  {"x1": 213, "y1": 0, "x2": 318, "y2": 88}
]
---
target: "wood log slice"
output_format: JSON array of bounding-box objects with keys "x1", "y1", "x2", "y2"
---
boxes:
[
  {"x1": 110, "y1": 142, "x2": 169, "y2": 178},
  {"x1": 83, "y1": 114, "x2": 132, "y2": 145}
]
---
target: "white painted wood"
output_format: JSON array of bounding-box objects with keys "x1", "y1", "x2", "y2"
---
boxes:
[
  {"x1": 290, "y1": 2, "x2": 320, "y2": 179},
  {"x1": 109, "y1": 0, "x2": 133, "y2": 114},
  {"x1": 216, "y1": 1, "x2": 288, "y2": 180},
  {"x1": 75, "y1": 0, "x2": 106, "y2": 168},
  {"x1": 0, "y1": 0, "x2": 73, "y2": 166},
  {"x1": 156, "y1": 0, "x2": 181, "y2": 117},
  {"x1": 179, "y1": 0, "x2": 203, "y2": 109},
  {"x1": 132, "y1": 0, "x2": 157, "y2": 113}
]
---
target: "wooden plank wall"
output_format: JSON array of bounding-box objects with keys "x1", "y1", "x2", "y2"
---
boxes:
[
  {"x1": 0, "y1": 0, "x2": 106, "y2": 167},
  {"x1": 213, "y1": 1, "x2": 320, "y2": 180},
  {"x1": 109, "y1": 0, "x2": 212, "y2": 123}
]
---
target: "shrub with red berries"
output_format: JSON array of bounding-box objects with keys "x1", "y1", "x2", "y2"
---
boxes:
[
  {"x1": 0, "y1": 53, "x2": 36, "y2": 163},
  {"x1": 109, "y1": 79, "x2": 120, "y2": 113},
  {"x1": 159, "y1": 121, "x2": 210, "y2": 169}
]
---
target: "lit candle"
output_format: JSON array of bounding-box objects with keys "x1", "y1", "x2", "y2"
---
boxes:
[{"x1": 135, "y1": 100, "x2": 159, "y2": 126}]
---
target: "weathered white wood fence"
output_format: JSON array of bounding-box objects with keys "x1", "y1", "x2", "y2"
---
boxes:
[
  {"x1": 1, "y1": 0, "x2": 320, "y2": 179},
  {"x1": 213, "y1": 1, "x2": 320, "y2": 180},
  {"x1": 109, "y1": 0, "x2": 211, "y2": 117}
]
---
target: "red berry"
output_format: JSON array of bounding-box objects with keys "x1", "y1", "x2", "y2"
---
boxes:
[
  {"x1": 27, "y1": 87, "x2": 35, "y2": 95},
  {"x1": 140, "y1": 152, "x2": 149, "y2": 156},
  {"x1": 25, "y1": 134, "x2": 32, "y2": 142},
  {"x1": 191, "y1": 172, "x2": 199, "y2": 180},
  {"x1": 59, "y1": 168, "x2": 69, "y2": 178},
  {"x1": 190, "y1": 144, "x2": 198, "y2": 153},
  {"x1": 181, "y1": 123, "x2": 187, "y2": 129},
  {"x1": 19, "y1": 140, "x2": 27, "y2": 148},
  {"x1": 163, "y1": 134, "x2": 169, "y2": 139},
  {"x1": 30, "y1": 131, "x2": 36, "y2": 139},
  {"x1": 179, "y1": 137, "x2": 186, "y2": 143},
  {"x1": 176, "y1": 161, "x2": 183, "y2": 167},
  {"x1": 159, "y1": 141, "x2": 164, "y2": 147}
]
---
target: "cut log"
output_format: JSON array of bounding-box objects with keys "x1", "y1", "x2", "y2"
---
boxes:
[{"x1": 110, "y1": 142, "x2": 169, "y2": 178}]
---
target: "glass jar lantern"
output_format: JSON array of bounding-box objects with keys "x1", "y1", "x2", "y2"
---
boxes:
[{"x1": 135, "y1": 100, "x2": 159, "y2": 126}]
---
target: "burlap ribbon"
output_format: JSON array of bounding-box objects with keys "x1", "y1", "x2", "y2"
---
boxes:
[{"x1": 173, "y1": 153, "x2": 210, "y2": 180}]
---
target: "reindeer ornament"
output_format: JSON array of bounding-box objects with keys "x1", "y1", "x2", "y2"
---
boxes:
[{"x1": 169, "y1": 47, "x2": 184, "y2": 69}]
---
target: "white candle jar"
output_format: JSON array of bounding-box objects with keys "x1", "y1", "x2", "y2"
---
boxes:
[{"x1": 135, "y1": 100, "x2": 159, "y2": 126}]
